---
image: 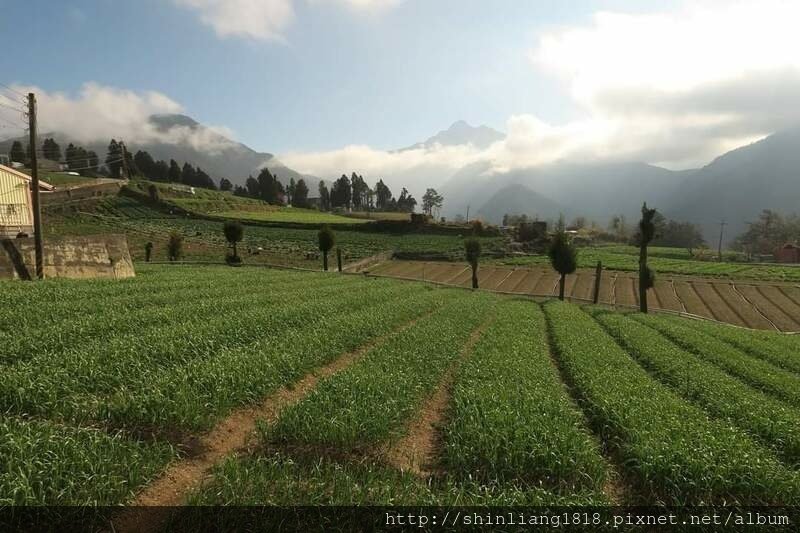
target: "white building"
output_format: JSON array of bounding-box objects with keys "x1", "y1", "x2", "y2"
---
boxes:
[{"x1": 0, "y1": 164, "x2": 54, "y2": 237}]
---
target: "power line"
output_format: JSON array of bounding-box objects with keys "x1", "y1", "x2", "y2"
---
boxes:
[{"x1": 0, "y1": 83, "x2": 27, "y2": 99}]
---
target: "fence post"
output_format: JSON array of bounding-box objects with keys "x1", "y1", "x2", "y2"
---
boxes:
[
  {"x1": 337, "y1": 248, "x2": 343, "y2": 272},
  {"x1": 593, "y1": 261, "x2": 603, "y2": 304}
]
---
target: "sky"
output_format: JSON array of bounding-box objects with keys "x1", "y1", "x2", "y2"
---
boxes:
[{"x1": 1, "y1": 0, "x2": 800, "y2": 179}]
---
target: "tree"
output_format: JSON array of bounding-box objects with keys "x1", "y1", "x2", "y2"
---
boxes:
[
  {"x1": 608, "y1": 215, "x2": 628, "y2": 242},
  {"x1": 134, "y1": 150, "x2": 156, "y2": 178},
  {"x1": 422, "y1": 188, "x2": 444, "y2": 217},
  {"x1": 106, "y1": 139, "x2": 123, "y2": 178},
  {"x1": 195, "y1": 167, "x2": 216, "y2": 190},
  {"x1": 287, "y1": 177, "x2": 296, "y2": 205},
  {"x1": 144, "y1": 242, "x2": 153, "y2": 262},
  {"x1": 181, "y1": 163, "x2": 197, "y2": 186},
  {"x1": 331, "y1": 174, "x2": 352, "y2": 209},
  {"x1": 219, "y1": 178, "x2": 233, "y2": 192},
  {"x1": 653, "y1": 219, "x2": 706, "y2": 255},
  {"x1": 9, "y1": 141, "x2": 25, "y2": 163},
  {"x1": 318, "y1": 226, "x2": 335, "y2": 271},
  {"x1": 86, "y1": 151, "x2": 100, "y2": 175},
  {"x1": 147, "y1": 184, "x2": 160, "y2": 203},
  {"x1": 42, "y1": 138, "x2": 62, "y2": 161},
  {"x1": 464, "y1": 238, "x2": 481, "y2": 289},
  {"x1": 245, "y1": 175, "x2": 260, "y2": 198},
  {"x1": 548, "y1": 229, "x2": 577, "y2": 300},
  {"x1": 256, "y1": 168, "x2": 282, "y2": 204},
  {"x1": 223, "y1": 221, "x2": 244, "y2": 264},
  {"x1": 637, "y1": 203, "x2": 657, "y2": 313},
  {"x1": 293, "y1": 179, "x2": 309, "y2": 208},
  {"x1": 318, "y1": 181, "x2": 331, "y2": 211},
  {"x1": 167, "y1": 232, "x2": 183, "y2": 262},
  {"x1": 733, "y1": 210, "x2": 799, "y2": 257},
  {"x1": 397, "y1": 188, "x2": 417, "y2": 213},
  {"x1": 168, "y1": 159, "x2": 182, "y2": 183},
  {"x1": 375, "y1": 179, "x2": 392, "y2": 210}
]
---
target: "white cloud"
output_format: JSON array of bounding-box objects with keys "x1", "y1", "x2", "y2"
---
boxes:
[
  {"x1": 173, "y1": 0, "x2": 402, "y2": 41},
  {"x1": 8, "y1": 83, "x2": 238, "y2": 154},
  {"x1": 282, "y1": 0, "x2": 800, "y2": 185},
  {"x1": 174, "y1": 0, "x2": 294, "y2": 41}
]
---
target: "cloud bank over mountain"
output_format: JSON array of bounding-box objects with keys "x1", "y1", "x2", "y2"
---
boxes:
[{"x1": 279, "y1": 0, "x2": 800, "y2": 185}]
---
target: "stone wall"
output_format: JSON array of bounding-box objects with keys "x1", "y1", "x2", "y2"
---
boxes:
[{"x1": 0, "y1": 234, "x2": 135, "y2": 280}]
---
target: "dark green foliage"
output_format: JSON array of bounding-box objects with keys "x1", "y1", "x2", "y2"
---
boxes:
[
  {"x1": 147, "y1": 184, "x2": 159, "y2": 203},
  {"x1": 9, "y1": 141, "x2": 26, "y2": 163},
  {"x1": 422, "y1": 188, "x2": 444, "y2": 217},
  {"x1": 219, "y1": 178, "x2": 233, "y2": 192},
  {"x1": 318, "y1": 181, "x2": 331, "y2": 211},
  {"x1": 292, "y1": 179, "x2": 309, "y2": 208},
  {"x1": 638, "y1": 203, "x2": 657, "y2": 312},
  {"x1": 167, "y1": 232, "x2": 183, "y2": 262},
  {"x1": 464, "y1": 238, "x2": 481, "y2": 289},
  {"x1": 42, "y1": 138, "x2": 61, "y2": 161},
  {"x1": 144, "y1": 242, "x2": 153, "y2": 262},
  {"x1": 318, "y1": 226, "x2": 335, "y2": 271},
  {"x1": 168, "y1": 159, "x2": 181, "y2": 183},
  {"x1": 223, "y1": 221, "x2": 244, "y2": 262},
  {"x1": 105, "y1": 139, "x2": 123, "y2": 178},
  {"x1": 548, "y1": 230, "x2": 577, "y2": 300},
  {"x1": 331, "y1": 174, "x2": 352, "y2": 209},
  {"x1": 374, "y1": 179, "x2": 392, "y2": 210}
]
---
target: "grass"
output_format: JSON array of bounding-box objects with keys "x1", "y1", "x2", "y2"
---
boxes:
[
  {"x1": 593, "y1": 309, "x2": 800, "y2": 464},
  {"x1": 493, "y1": 244, "x2": 800, "y2": 282},
  {"x1": 631, "y1": 313, "x2": 800, "y2": 407},
  {"x1": 544, "y1": 300, "x2": 800, "y2": 505},
  {"x1": 265, "y1": 291, "x2": 493, "y2": 448},
  {"x1": 4, "y1": 264, "x2": 800, "y2": 508},
  {"x1": 128, "y1": 180, "x2": 364, "y2": 225},
  {"x1": 442, "y1": 299, "x2": 608, "y2": 493},
  {"x1": 43, "y1": 195, "x2": 505, "y2": 266}
]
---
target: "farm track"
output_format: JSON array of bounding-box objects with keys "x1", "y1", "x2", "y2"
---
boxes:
[
  {"x1": 370, "y1": 261, "x2": 800, "y2": 331},
  {"x1": 111, "y1": 311, "x2": 433, "y2": 532},
  {"x1": 383, "y1": 317, "x2": 493, "y2": 477}
]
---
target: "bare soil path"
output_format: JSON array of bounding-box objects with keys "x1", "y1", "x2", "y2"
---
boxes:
[{"x1": 110, "y1": 312, "x2": 432, "y2": 533}]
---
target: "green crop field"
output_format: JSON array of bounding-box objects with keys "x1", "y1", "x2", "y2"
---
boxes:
[
  {"x1": 44, "y1": 196, "x2": 504, "y2": 267},
  {"x1": 4, "y1": 264, "x2": 800, "y2": 519},
  {"x1": 493, "y1": 244, "x2": 800, "y2": 282},
  {"x1": 127, "y1": 180, "x2": 366, "y2": 225}
]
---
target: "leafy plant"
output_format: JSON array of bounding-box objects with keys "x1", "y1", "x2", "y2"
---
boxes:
[
  {"x1": 317, "y1": 226, "x2": 335, "y2": 271},
  {"x1": 464, "y1": 238, "x2": 481, "y2": 289},
  {"x1": 548, "y1": 230, "x2": 577, "y2": 300}
]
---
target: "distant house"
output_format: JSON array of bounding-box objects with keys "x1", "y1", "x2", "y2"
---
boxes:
[
  {"x1": 775, "y1": 243, "x2": 800, "y2": 264},
  {"x1": 0, "y1": 164, "x2": 54, "y2": 237}
]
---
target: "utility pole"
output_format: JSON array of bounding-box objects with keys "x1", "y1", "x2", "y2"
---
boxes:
[
  {"x1": 120, "y1": 141, "x2": 131, "y2": 180},
  {"x1": 717, "y1": 220, "x2": 727, "y2": 262},
  {"x1": 27, "y1": 93, "x2": 44, "y2": 280}
]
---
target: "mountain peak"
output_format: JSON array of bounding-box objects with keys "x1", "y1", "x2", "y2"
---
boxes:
[{"x1": 401, "y1": 120, "x2": 505, "y2": 151}]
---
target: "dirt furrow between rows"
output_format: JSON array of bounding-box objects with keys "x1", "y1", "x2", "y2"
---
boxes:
[
  {"x1": 110, "y1": 310, "x2": 435, "y2": 533},
  {"x1": 382, "y1": 317, "x2": 494, "y2": 478}
]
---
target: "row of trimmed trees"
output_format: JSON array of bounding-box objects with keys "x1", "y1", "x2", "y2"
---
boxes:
[{"x1": 464, "y1": 202, "x2": 658, "y2": 313}]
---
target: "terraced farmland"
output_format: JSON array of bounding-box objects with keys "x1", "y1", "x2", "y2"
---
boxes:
[
  {"x1": 369, "y1": 260, "x2": 800, "y2": 331},
  {"x1": 3, "y1": 263, "x2": 800, "y2": 527}
]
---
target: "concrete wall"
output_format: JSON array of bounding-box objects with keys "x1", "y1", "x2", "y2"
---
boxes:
[{"x1": 0, "y1": 234, "x2": 135, "y2": 280}]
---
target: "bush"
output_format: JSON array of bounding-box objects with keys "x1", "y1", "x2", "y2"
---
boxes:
[{"x1": 167, "y1": 232, "x2": 183, "y2": 262}]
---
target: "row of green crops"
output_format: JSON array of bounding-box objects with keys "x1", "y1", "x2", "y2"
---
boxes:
[
  {"x1": 0, "y1": 417, "x2": 173, "y2": 506},
  {"x1": 1, "y1": 267, "x2": 444, "y2": 434},
  {"x1": 592, "y1": 309, "x2": 800, "y2": 464},
  {"x1": 632, "y1": 314, "x2": 800, "y2": 407},
  {"x1": 493, "y1": 246, "x2": 800, "y2": 282},
  {"x1": 543, "y1": 300, "x2": 800, "y2": 505},
  {"x1": 442, "y1": 300, "x2": 608, "y2": 495},
  {"x1": 675, "y1": 317, "x2": 800, "y2": 375},
  {"x1": 266, "y1": 290, "x2": 495, "y2": 448}
]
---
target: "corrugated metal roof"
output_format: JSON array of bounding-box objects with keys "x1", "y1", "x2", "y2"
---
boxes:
[{"x1": 0, "y1": 164, "x2": 55, "y2": 191}]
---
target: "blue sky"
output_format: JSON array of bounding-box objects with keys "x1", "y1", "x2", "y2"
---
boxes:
[
  {"x1": 2, "y1": 0, "x2": 798, "y2": 184},
  {"x1": 1, "y1": 0, "x2": 677, "y2": 153}
]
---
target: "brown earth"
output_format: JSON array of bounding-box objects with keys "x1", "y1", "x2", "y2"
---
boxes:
[{"x1": 370, "y1": 260, "x2": 800, "y2": 332}]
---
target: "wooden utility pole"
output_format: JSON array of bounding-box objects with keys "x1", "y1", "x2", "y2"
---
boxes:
[
  {"x1": 27, "y1": 93, "x2": 44, "y2": 280},
  {"x1": 120, "y1": 141, "x2": 131, "y2": 180},
  {"x1": 717, "y1": 220, "x2": 727, "y2": 262}
]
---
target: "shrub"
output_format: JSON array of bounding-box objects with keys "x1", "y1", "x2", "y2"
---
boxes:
[
  {"x1": 223, "y1": 221, "x2": 244, "y2": 263},
  {"x1": 464, "y1": 238, "x2": 481, "y2": 289},
  {"x1": 548, "y1": 230, "x2": 577, "y2": 300},
  {"x1": 318, "y1": 226, "x2": 335, "y2": 271},
  {"x1": 167, "y1": 232, "x2": 183, "y2": 262}
]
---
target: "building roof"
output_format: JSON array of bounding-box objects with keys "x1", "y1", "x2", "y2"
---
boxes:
[{"x1": 0, "y1": 164, "x2": 55, "y2": 191}]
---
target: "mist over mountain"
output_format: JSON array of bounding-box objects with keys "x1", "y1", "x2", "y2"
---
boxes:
[{"x1": 0, "y1": 113, "x2": 311, "y2": 187}]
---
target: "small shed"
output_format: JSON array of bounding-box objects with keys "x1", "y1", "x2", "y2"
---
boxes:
[
  {"x1": 0, "y1": 164, "x2": 54, "y2": 238},
  {"x1": 775, "y1": 243, "x2": 800, "y2": 264}
]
